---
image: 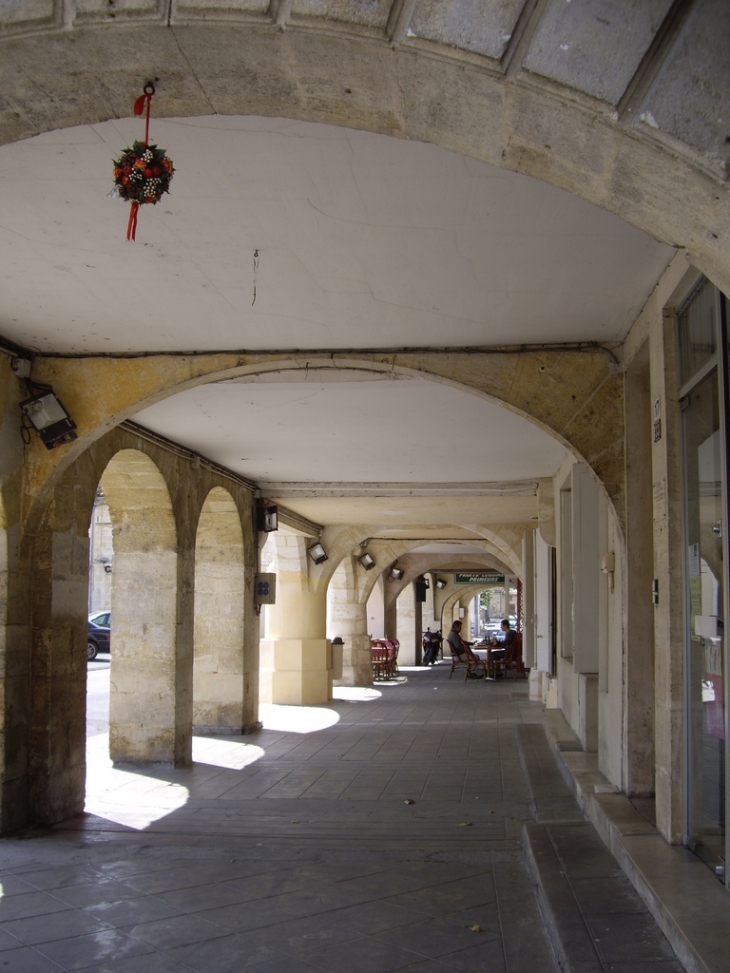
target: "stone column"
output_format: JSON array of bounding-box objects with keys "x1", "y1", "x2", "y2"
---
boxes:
[
  {"x1": 193, "y1": 488, "x2": 245, "y2": 733},
  {"x1": 327, "y1": 560, "x2": 372, "y2": 686},
  {"x1": 260, "y1": 535, "x2": 332, "y2": 704},
  {"x1": 332, "y1": 602, "x2": 371, "y2": 686},
  {"x1": 103, "y1": 451, "x2": 185, "y2": 766},
  {"x1": 396, "y1": 586, "x2": 416, "y2": 665},
  {"x1": 461, "y1": 600, "x2": 471, "y2": 640},
  {"x1": 27, "y1": 508, "x2": 89, "y2": 825}
]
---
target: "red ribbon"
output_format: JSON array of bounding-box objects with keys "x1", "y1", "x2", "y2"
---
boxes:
[
  {"x1": 133, "y1": 92, "x2": 152, "y2": 148},
  {"x1": 127, "y1": 201, "x2": 139, "y2": 242},
  {"x1": 126, "y1": 83, "x2": 155, "y2": 242}
]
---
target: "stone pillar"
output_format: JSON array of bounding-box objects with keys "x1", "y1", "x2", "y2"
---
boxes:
[
  {"x1": 193, "y1": 488, "x2": 246, "y2": 733},
  {"x1": 332, "y1": 602, "x2": 371, "y2": 686},
  {"x1": 522, "y1": 531, "x2": 536, "y2": 668},
  {"x1": 396, "y1": 585, "x2": 416, "y2": 665},
  {"x1": 651, "y1": 307, "x2": 685, "y2": 842},
  {"x1": 27, "y1": 506, "x2": 89, "y2": 824},
  {"x1": 260, "y1": 535, "x2": 332, "y2": 704},
  {"x1": 327, "y1": 559, "x2": 372, "y2": 686},
  {"x1": 460, "y1": 600, "x2": 471, "y2": 640},
  {"x1": 624, "y1": 341, "x2": 656, "y2": 797},
  {"x1": 103, "y1": 451, "x2": 186, "y2": 765}
]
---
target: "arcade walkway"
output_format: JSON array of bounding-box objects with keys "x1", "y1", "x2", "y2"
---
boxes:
[{"x1": 0, "y1": 666, "x2": 685, "y2": 973}]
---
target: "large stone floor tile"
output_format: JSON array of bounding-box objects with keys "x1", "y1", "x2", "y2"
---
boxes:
[
  {"x1": 0, "y1": 890, "x2": 71, "y2": 923},
  {"x1": 305, "y1": 935, "x2": 424, "y2": 973},
  {"x1": 0, "y1": 945, "x2": 66, "y2": 972},
  {"x1": 0, "y1": 909, "x2": 111, "y2": 947},
  {"x1": 34, "y1": 928, "x2": 153, "y2": 971},
  {"x1": 0, "y1": 668, "x2": 695, "y2": 973},
  {"x1": 125, "y1": 913, "x2": 226, "y2": 950},
  {"x1": 376, "y1": 915, "x2": 499, "y2": 959}
]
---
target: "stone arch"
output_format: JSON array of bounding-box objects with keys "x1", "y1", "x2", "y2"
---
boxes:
[
  {"x1": 440, "y1": 583, "x2": 505, "y2": 634},
  {"x1": 193, "y1": 486, "x2": 246, "y2": 733},
  {"x1": 5, "y1": 420, "x2": 257, "y2": 832},
  {"x1": 99, "y1": 449, "x2": 182, "y2": 764},
  {"x1": 441, "y1": 586, "x2": 483, "y2": 633},
  {"x1": 316, "y1": 527, "x2": 523, "y2": 599},
  {"x1": 25, "y1": 352, "x2": 625, "y2": 545},
  {"x1": 0, "y1": 23, "x2": 727, "y2": 293}
]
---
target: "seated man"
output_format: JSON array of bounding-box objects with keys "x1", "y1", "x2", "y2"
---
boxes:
[
  {"x1": 489, "y1": 619, "x2": 518, "y2": 670},
  {"x1": 447, "y1": 620, "x2": 485, "y2": 675}
]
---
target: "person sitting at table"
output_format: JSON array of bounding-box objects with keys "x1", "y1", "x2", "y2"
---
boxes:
[
  {"x1": 489, "y1": 618, "x2": 518, "y2": 665},
  {"x1": 446, "y1": 620, "x2": 487, "y2": 679},
  {"x1": 447, "y1": 620, "x2": 485, "y2": 672}
]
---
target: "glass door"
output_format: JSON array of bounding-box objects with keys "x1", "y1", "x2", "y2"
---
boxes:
[{"x1": 682, "y1": 368, "x2": 726, "y2": 874}]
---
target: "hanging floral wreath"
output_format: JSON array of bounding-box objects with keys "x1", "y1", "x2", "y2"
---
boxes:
[
  {"x1": 112, "y1": 82, "x2": 174, "y2": 241},
  {"x1": 113, "y1": 141, "x2": 174, "y2": 206}
]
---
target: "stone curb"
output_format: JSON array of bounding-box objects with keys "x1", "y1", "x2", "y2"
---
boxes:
[
  {"x1": 542, "y1": 708, "x2": 729, "y2": 973},
  {"x1": 522, "y1": 822, "x2": 604, "y2": 973}
]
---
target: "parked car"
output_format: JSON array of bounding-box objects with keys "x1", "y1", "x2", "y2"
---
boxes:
[
  {"x1": 87, "y1": 614, "x2": 111, "y2": 661},
  {"x1": 88, "y1": 610, "x2": 111, "y2": 628},
  {"x1": 483, "y1": 616, "x2": 518, "y2": 642}
]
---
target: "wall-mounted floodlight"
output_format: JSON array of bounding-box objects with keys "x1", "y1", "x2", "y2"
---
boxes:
[
  {"x1": 256, "y1": 503, "x2": 279, "y2": 532},
  {"x1": 20, "y1": 389, "x2": 77, "y2": 449},
  {"x1": 436, "y1": 578, "x2": 447, "y2": 589},
  {"x1": 389, "y1": 566, "x2": 404, "y2": 581},
  {"x1": 308, "y1": 542, "x2": 328, "y2": 565},
  {"x1": 422, "y1": 576, "x2": 430, "y2": 589},
  {"x1": 358, "y1": 552, "x2": 376, "y2": 570}
]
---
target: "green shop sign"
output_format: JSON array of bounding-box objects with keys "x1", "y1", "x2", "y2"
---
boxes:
[{"x1": 454, "y1": 572, "x2": 505, "y2": 585}]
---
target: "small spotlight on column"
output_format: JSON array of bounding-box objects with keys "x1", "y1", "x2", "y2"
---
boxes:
[
  {"x1": 389, "y1": 566, "x2": 404, "y2": 581},
  {"x1": 308, "y1": 542, "x2": 328, "y2": 565},
  {"x1": 256, "y1": 502, "x2": 279, "y2": 532},
  {"x1": 358, "y1": 552, "x2": 376, "y2": 570},
  {"x1": 20, "y1": 389, "x2": 77, "y2": 449}
]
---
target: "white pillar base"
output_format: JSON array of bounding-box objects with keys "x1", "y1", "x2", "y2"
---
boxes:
[{"x1": 259, "y1": 638, "x2": 333, "y2": 704}]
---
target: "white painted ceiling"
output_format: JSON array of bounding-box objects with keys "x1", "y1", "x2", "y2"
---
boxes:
[
  {"x1": 1, "y1": 115, "x2": 673, "y2": 532},
  {"x1": 134, "y1": 372, "x2": 566, "y2": 485},
  {"x1": 0, "y1": 116, "x2": 673, "y2": 354}
]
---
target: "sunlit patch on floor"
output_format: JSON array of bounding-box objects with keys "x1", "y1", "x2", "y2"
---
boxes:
[
  {"x1": 192, "y1": 736, "x2": 265, "y2": 770},
  {"x1": 84, "y1": 734, "x2": 190, "y2": 830},
  {"x1": 332, "y1": 686, "x2": 382, "y2": 701},
  {"x1": 259, "y1": 703, "x2": 340, "y2": 733}
]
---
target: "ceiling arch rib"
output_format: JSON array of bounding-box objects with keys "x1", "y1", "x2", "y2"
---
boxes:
[{"x1": 310, "y1": 530, "x2": 518, "y2": 600}]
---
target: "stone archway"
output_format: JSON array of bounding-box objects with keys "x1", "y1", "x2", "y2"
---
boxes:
[
  {"x1": 99, "y1": 449, "x2": 182, "y2": 764},
  {"x1": 22, "y1": 353, "x2": 625, "y2": 551},
  {"x1": 0, "y1": 16, "x2": 727, "y2": 295}
]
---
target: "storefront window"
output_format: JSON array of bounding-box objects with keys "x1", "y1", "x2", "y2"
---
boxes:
[
  {"x1": 678, "y1": 279, "x2": 717, "y2": 387},
  {"x1": 679, "y1": 278, "x2": 728, "y2": 883},
  {"x1": 682, "y1": 370, "x2": 725, "y2": 873}
]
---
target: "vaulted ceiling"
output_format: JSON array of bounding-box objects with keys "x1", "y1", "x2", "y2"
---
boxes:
[{"x1": 1, "y1": 0, "x2": 726, "y2": 546}]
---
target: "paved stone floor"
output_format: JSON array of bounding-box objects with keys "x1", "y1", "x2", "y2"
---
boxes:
[{"x1": 0, "y1": 664, "x2": 685, "y2": 972}]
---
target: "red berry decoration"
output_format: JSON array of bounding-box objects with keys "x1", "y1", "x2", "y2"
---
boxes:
[{"x1": 111, "y1": 82, "x2": 174, "y2": 241}]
